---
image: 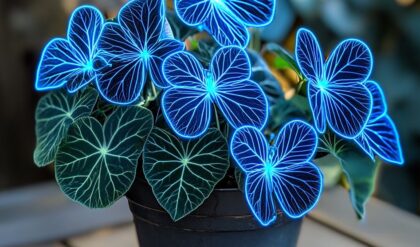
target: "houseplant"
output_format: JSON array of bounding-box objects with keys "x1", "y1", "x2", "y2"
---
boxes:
[{"x1": 33, "y1": 0, "x2": 404, "y2": 246}]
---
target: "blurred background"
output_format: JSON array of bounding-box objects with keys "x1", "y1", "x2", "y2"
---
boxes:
[{"x1": 0, "y1": 0, "x2": 419, "y2": 246}]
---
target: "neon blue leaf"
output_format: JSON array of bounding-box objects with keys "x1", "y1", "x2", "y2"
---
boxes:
[
  {"x1": 36, "y1": 6, "x2": 103, "y2": 93},
  {"x1": 149, "y1": 39, "x2": 185, "y2": 88},
  {"x1": 143, "y1": 128, "x2": 229, "y2": 221},
  {"x1": 119, "y1": 0, "x2": 164, "y2": 50},
  {"x1": 325, "y1": 39, "x2": 373, "y2": 84},
  {"x1": 204, "y1": 7, "x2": 249, "y2": 47},
  {"x1": 162, "y1": 87, "x2": 211, "y2": 139},
  {"x1": 225, "y1": 0, "x2": 275, "y2": 27},
  {"x1": 34, "y1": 88, "x2": 98, "y2": 167},
  {"x1": 230, "y1": 121, "x2": 322, "y2": 225},
  {"x1": 55, "y1": 107, "x2": 153, "y2": 208},
  {"x1": 97, "y1": 23, "x2": 146, "y2": 105},
  {"x1": 272, "y1": 162, "x2": 323, "y2": 218},
  {"x1": 231, "y1": 126, "x2": 268, "y2": 172},
  {"x1": 215, "y1": 79, "x2": 268, "y2": 129},
  {"x1": 295, "y1": 28, "x2": 324, "y2": 83},
  {"x1": 272, "y1": 120, "x2": 318, "y2": 165},
  {"x1": 163, "y1": 51, "x2": 206, "y2": 87},
  {"x1": 66, "y1": 6, "x2": 104, "y2": 92},
  {"x1": 211, "y1": 46, "x2": 251, "y2": 84},
  {"x1": 323, "y1": 82, "x2": 373, "y2": 139},
  {"x1": 308, "y1": 82, "x2": 327, "y2": 133},
  {"x1": 245, "y1": 171, "x2": 277, "y2": 226},
  {"x1": 365, "y1": 81, "x2": 387, "y2": 121},
  {"x1": 96, "y1": 0, "x2": 183, "y2": 104},
  {"x1": 355, "y1": 116, "x2": 404, "y2": 165},
  {"x1": 36, "y1": 39, "x2": 82, "y2": 91},
  {"x1": 175, "y1": 0, "x2": 211, "y2": 26}
]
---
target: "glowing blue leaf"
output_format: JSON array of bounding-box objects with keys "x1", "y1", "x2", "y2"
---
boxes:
[
  {"x1": 245, "y1": 171, "x2": 277, "y2": 226},
  {"x1": 308, "y1": 82, "x2": 327, "y2": 133},
  {"x1": 295, "y1": 28, "x2": 323, "y2": 83},
  {"x1": 149, "y1": 39, "x2": 185, "y2": 88},
  {"x1": 365, "y1": 81, "x2": 387, "y2": 121},
  {"x1": 231, "y1": 121, "x2": 322, "y2": 225},
  {"x1": 119, "y1": 0, "x2": 164, "y2": 50},
  {"x1": 231, "y1": 126, "x2": 268, "y2": 172},
  {"x1": 36, "y1": 6, "x2": 104, "y2": 93},
  {"x1": 215, "y1": 80, "x2": 268, "y2": 129},
  {"x1": 355, "y1": 116, "x2": 404, "y2": 165},
  {"x1": 34, "y1": 88, "x2": 98, "y2": 167},
  {"x1": 162, "y1": 87, "x2": 211, "y2": 139},
  {"x1": 295, "y1": 28, "x2": 373, "y2": 138},
  {"x1": 66, "y1": 6, "x2": 104, "y2": 92},
  {"x1": 162, "y1": 47, "x2": 268, "y2": 138},
  {"x1": 323, "y1": 82, "x2": 373, "y2": 139},
  {"x1": 272, "y1": 162, "x2": 323, "y2": 218},
  {"x1": 55, "y1": 107, "x2": 153, "y2": 208},
  {"x1": 226, "y1": 0, "x2": 275, "y2": 26},
  {"x1": 174, "y1": 0, "x2": 275, "y2": 47},
  {"x1": 175, "y1": 0, "x2": 211, "y2": 25},
  {"x1": 325, "y1": 39, "x2": 373, "y2": 84},
  {"x1": 211, "y1": 46, "x2": 251, "y2": 84},
  {"x1": 97, "y1": 23, "x2": 146, "y2": 104},
  {"x1": 162, "y1": 51, "x2": 205, "y2": 88},
  {"x1": 272, "y1": 120, "x2": 318, "y2": 165},
  {"x1": 96, "y1": 0, "x2": 184, "y2": 104},
  {"x1": 204, "y1": 8, "x2": 249, "y2": 47},
  {"x1": 355, "y1": 81, "x2": 403, "y2": 165},
  {"x1": 143, "y1": 127, "x2": 229, "y2": 221}
]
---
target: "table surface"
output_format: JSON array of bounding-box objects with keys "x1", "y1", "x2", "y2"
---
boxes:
[{"x1": 1, "y1": 182, "x2": 419, "y2": 247}]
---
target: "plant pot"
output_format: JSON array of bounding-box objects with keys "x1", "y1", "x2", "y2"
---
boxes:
[{"x1": 126, "y1": 177, "x2": 303, "y2": 247}]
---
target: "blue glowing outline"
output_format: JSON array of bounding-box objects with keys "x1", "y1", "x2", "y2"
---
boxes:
[
  {"x1": 295, "y1": 28, "x2": 374, "y2": 139},
  {"x1": 95, "y1": 0, "x2": 185, "y2": 105},
  {"x1": 355, "y1": 81, "x2": 404, "y2": 165},
  {"x1": 230, "y1": 120, "x2": 323, "y2": 226},
  {"x1": 174, "y1": 0, "x2": 275, "y2": 47},
  {"x1": 161, "y1": 46, "x2": 269, "y2": 139},
  {"x1": 35, "y1": 5, "x2": 104, "y2": 92}
]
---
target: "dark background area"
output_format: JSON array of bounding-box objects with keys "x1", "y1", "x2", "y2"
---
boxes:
[{"x1": 0, "y1": 0, "x2": 418, "y2": 214}]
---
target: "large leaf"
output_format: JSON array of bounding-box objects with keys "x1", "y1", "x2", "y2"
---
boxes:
[
  {"x1": 55, "y1": 106, "x2": 153, "y2": 208},
  {"x1": 262, "y1": 43, "x2": 304, "y2": 79},
  {"x1": 34, "y1": 88, "x2": 98, "y2": 167},
  {"x1": 143, "y1": 127, "x2": 229, "y2": 221},
  {"x1": 320, "y1": 132, "x2": 379, "y2": 218}
]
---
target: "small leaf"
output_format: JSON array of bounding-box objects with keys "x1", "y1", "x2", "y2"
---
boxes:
[
  {"x1": 234, "y1": 167, "x2": 244, "y2": 192},
  {"x1": 34, "y1": 88, "x2": 98, "y2": 167},
  {"x1": 262, "y1": 43, "x2": 303, "y2": 79},
  {"x1": 55, "y1": 106, "x2": 153, "y2": 208},
  {"x1": 320, "y1": 133, "x2": 379, "y2": 218},
  {"x1": 143, "y1": 127, "x2": 229, "y2": 221}
]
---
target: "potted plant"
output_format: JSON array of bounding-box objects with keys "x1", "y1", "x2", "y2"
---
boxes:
[{"x1": 33, "y1": 0, "x2": 404, "y2": 246}]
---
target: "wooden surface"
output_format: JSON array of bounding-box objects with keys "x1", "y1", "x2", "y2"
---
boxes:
[{"x1": 0, "y1": 182, "x2": 419, "y2": 247}]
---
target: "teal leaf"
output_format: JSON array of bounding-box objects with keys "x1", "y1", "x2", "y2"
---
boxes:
[
  {"x1": 166, "y1": 11, "x2": 198, "y2": 40},
  {"x1": 55, "y1": 106, "x2": 153, "y2": 208},
  {"x1": 143, "y1": 128, "x2": 229, "y2": 221},
  {"x1": 320, "y1": 132, "x2": 379, "y2": 218},
  {"x1": 34, "y1": 88, "x2": 98, "y2": 167}
]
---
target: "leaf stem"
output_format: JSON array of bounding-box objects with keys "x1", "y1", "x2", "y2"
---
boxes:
[{"x1": 213, "y1": 104, "x2": 220, "y2": 131}]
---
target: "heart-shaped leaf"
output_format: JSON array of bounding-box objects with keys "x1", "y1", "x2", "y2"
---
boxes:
[
  {"x1": 320, "y1": 132, "x2": 379, "y2": 218},
  {"x1": 143, "y1": 127, "x2": 229, "y2": 221},
  {"x1": 55, "y1": 106, "x2": 153, "y2": 208},
  {"x1": 34, "y1": 88, "x2": 98, "y2": 167}
]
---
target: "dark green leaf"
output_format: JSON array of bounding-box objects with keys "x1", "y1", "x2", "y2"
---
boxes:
[
  {"x1": 268, "y1": 98, "x2": 307, "y2": 133},
  {"x1": 55, "y1": 107, "x2": 153, "y2": 208},
  {"x1": 143, "y1": 128, "x2": 229, "y2": 221},
  {"x1": 34, "y1": 88, "x2": 98, "y2": 167},
  {"x1": 234, "y1": 167, "x2": 244, "y2": 192},
  {"x1": 320, "y1": 133, "x2": 379, "y2": 218}
]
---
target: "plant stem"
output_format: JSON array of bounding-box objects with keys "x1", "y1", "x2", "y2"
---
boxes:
[{"x1": 213, "y1": 104, "x2": 220, "y2": 131}]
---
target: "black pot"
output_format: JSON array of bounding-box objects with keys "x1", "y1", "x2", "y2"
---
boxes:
[{"x1": 126, "y1": 178, "x2": 302, "y2": 247}]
